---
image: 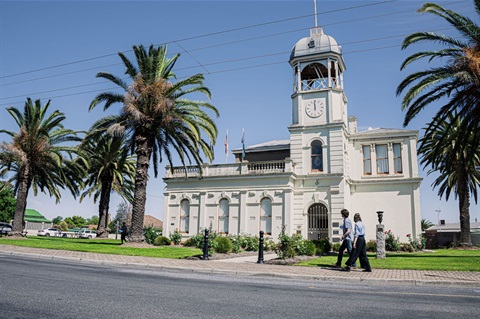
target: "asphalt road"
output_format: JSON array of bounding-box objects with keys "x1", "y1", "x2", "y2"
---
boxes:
[{"x1": 1, "y1": 253, "x2": 479, "y2": 319}]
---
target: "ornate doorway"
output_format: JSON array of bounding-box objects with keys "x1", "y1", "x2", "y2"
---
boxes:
[{"x1": 307, "y1": 203, "x2": 328, "y2": 240}]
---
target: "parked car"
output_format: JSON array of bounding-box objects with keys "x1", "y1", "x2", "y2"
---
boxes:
[
  {"x1": 37, "y1": 228, "x2": 61, "y2": 237},
  {"x1": 0, "y1": 222, "x2": 12, "y2": 236},
  {"x1": 79, "y1": 229, "x2": 97, "y2": 239}
]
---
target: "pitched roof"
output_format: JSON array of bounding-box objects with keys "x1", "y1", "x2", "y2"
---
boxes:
[
  {"x1": 144, "y1": 215, "x2": 163, "y2": 229},
  {"x1": 232, "y1": 139, "x2": 290, "y2": 154},
  {"x1": 426, "y1": 222, "x2": 480, "y2": 232},
  {"x1": 24, "y1": 209, "x2": 52, "y2": 223}
]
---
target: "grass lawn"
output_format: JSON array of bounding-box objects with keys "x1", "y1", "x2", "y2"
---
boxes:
[
  {"x1": 1, "y1": 237, "x2": 479, "y2": 271},
  {"x1": 296, "y1": 249, "x2": 480, "y2": 272},
  {"x1": 0, "y1": 236, "x2": 202, "y2": 259}
]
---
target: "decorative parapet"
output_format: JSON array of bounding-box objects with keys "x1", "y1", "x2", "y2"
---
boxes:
[{"x1": 165, "y1": 160, "x2": 289, "y2": 178}]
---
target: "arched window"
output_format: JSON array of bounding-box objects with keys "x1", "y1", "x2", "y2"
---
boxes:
[
  {"x1": 301, "y1": 63, "x2": 328, "y2": 91},
  {"x1": 180, "y1": 199, "x2": 190, "y2": 233},
  {"x1": 218, "y1": 198, "x2": 229, "y2": 234},
  {"x1": 260, "y1": 198, "x2": 272, "y2": 235},
  {"x1": 311, "y1": 140, "x2": 323, "y2": 172}
]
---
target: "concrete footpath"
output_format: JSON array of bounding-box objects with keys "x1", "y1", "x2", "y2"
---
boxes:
[{"x1": 1, "y1": 244, "x2": 479, "y2": 288}]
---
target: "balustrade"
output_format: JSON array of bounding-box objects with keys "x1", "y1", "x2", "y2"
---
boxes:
[
  {"x1": 248, "y1": 161, "x2": 285, "y2": 174},
  {"x1": 165, "y1": 160, "x2": 288, "y2": 178}
]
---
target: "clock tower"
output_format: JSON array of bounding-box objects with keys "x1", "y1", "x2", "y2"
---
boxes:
[{"x1": 288, "y1": 26, "x2": 348, "y2": 175}]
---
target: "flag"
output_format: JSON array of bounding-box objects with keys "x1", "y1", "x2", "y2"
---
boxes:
[
  {"x1": 224, "y1": 130, "x2": 229, "y2": 162},
  {"x1": 241, "y1": 128, "x2": 246, "y2": 160}
]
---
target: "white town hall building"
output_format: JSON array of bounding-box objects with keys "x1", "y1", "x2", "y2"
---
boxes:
[{"x1": 163, "y1": 26, "x2": 422, "y2": 243}]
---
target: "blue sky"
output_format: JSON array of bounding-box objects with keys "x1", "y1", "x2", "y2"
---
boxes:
[{"x1": 1, "y1": 0, "x2": 478, "y2": 225}]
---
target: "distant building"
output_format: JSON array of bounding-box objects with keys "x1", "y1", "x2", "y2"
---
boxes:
[
  {"x1": 425, "y1": 222, "x2": 480, "y2": 248},
  {"x1": 24, "y1": 209, "x2": 53, "y2": 234},
  {"x1": 144, "y1": 215, "x2": 163, "y2": 229},
  {"x1": 163, "y1": 26, "x2": 422, "y2": 243}
]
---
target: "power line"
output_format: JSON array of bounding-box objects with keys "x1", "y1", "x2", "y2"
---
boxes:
[
  {"x1": 0, "y1": 24, "x2": 461, "y2": 102},
  {"x1": 0, "y1": 42, "x2": 412, "y2": 107},
  {"x1": 0, "y1": 0, "x2": 397, "y2": 79},
  {"x1": 0, "y1": 0, "x2": 469, "y2": 104},
  {"x1": 0, "y1": 0, "x2": 466, "y2": 88}
]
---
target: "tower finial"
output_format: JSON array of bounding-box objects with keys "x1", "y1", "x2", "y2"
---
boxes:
[{"x1": 314, "y1": 0, "x2": 318, "y2": 27}]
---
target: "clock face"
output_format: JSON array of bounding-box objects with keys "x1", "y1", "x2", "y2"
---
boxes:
[{"x1": 305, "y1": 99, "x2": 324, "y2": 118}]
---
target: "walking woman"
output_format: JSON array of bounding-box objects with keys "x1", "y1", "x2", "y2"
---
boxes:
[{"x1": 343, "y1": 213, "x2": 372, "y2": 272}]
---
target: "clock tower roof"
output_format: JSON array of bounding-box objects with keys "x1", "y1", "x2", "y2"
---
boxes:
[{"x1": 289, "y1": 27, "x2": 341, "y2": 62}]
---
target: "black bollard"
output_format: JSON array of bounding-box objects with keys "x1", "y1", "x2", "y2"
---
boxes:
[
  {"x1": 203, "y1": 229, "x2": 209, "y2": 260},
  {"x1": 257, "y1": 230, "x2": 264, "y2": 264}
]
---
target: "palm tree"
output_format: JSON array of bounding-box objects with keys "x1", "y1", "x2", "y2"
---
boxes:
[
  {"x1": 397, "y1": 1, "x2": 480, "y2": 246},
  {"x1": 89, "y1": 44, "x2": 218, "y2": 242},
  {"x1": 78, "y1": 133, "x2": 135, "y2": 238},
  {"x1": 418, "y1": 113, "x2": 480, "y2": 245},
  {"x1": 0, "y1": 98, "x2": 81, "y2": 236},
  {"x1": 397, "y1": 1, "x2": 480, "y2": 128},
  {"x1": 421, "y1": 219, "x2": 435, "y2": 232}
]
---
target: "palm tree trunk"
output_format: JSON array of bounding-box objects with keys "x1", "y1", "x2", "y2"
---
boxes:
[
  {"x1": 11, "y1": 166, "x2": 31, "y2": 237},
  {"x1": 96, "y1": 177, "x2": 112, "y2": 238},
  {"x1": 130, "y1": 134, "x2": 151, "y2": 242},
  {"x1": 458, "y1": 171, "x2": 472, "y2": 246}
]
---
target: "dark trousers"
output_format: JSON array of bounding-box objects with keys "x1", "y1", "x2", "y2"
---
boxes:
[
  {"x1": 336, "y1": 239, "x2": 355, "y2": 266},
  {"x1": 346, "y1": 236, "x2": 371, "y2": 270}
]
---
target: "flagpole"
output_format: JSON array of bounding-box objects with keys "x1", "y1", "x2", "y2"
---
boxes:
[
  {"x1": 241, "y1": 128, "x2": 245, "y2": 162},
  {"x1": 225, "y1": 129, "x2": 229, "y2": 164}
]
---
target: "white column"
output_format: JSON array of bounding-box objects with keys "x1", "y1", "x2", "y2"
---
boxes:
[
  {"x1": 163, "y1": 193, "x2": 172, "y2": 235},
  {"x1": 239, "y1": 190, "x2": 247, "y2": 233}
]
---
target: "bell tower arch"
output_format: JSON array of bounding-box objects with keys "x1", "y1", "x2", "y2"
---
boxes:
[{"x1": 289, "y1": 27, "x2": 347, "y2": 127}]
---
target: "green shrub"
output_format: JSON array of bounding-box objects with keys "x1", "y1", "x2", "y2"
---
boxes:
[
  {"x1": 305, "y1": 241, "x2": 316, "y2": 256},
  {"x1": 385, "y1": 230, "x2": 400, "y2": 251},
  {"x1": 182, "y1": 228, "x2": 218, "y2": 254},
  {"x1": 183, "y1": 233, "x2": 203, "y2": 247},
  {"x1": 144, "y1": 226, "x2": 161, "y2": 245},
  {"x1": 292, "y1": 234, "x2": 309, "y2": 255},
  {"x1": 227, "y1": 234, "x2": 242, "y2": 253},
  {"x1": 215, "y1": 236, "x2": 233, "y2": 253},
  {"x1": 407, "y1": 234, "x2": 426, "y2": 251},
  {"x1": 264, "y1": 238, "x2": 276, "y2": 251},
  {"x1": 366, "y1": 240, "x2": 377, "y2": 252},
  {"x1": 241, "y1": 235, "x2": 259, "y2": 251},
  {"x1": 313, "y1": 238, "x2": 332, "y2": 255},
  {"x1": 274, "y1": 226, "x2": 296, "y2": 259},
  {"x1": 169, "y1": 229, "x2": 182, "y2": 245},
  {"x1": 153, "y1": 236, "x2": 171, "y2": 246}
]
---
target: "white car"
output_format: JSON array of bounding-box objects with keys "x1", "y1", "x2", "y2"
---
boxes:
[
  {"x1": 79, "y1": 229, "x2": 97, "y2": 239},
  {"x1": 37, "y1": 228, "x2": 61, "y2": 237}
]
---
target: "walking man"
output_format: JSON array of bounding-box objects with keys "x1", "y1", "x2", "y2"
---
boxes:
[
  {"x1": 335, "y1": 209, "x2": 356, "y2": 268},
  {"x1": 343, "y1": 213, "x2": 372, "y2": 272},
  {"x1": 120, "y1": 222, "x2": 128, "y2": 244}
]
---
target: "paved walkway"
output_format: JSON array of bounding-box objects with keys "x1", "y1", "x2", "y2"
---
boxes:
[{"x1": 1, "y1": 244, "x2": 479, "y2": 288}]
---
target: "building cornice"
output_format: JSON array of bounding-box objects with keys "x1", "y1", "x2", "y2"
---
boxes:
[{"x1": 347, "y1": 177, "x2": 423, "y2": 186}]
